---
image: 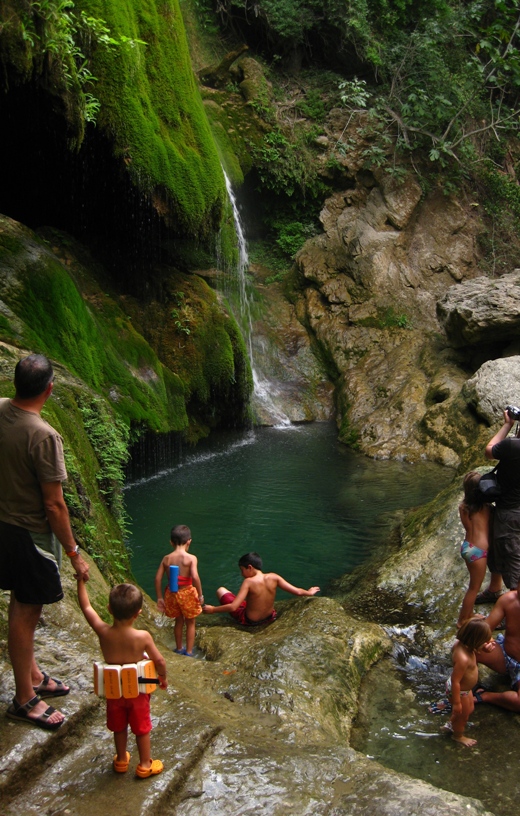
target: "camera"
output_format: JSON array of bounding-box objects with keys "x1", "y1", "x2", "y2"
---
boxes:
[{"x1": 506, "y1": 405, "x2": 520, "y2": 421}]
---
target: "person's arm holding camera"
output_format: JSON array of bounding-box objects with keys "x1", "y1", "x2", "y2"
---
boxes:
[{"x1": 486, "y1": 409, "x2": 516, "y2": 460}]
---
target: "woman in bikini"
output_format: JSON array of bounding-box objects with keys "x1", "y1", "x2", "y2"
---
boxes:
[{"x1": 457, "y1": 471, "x2": 499, "y2": 628}]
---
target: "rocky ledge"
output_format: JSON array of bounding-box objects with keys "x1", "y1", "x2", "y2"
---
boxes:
[{"x1": 0, "y1": 547, "x2": 495, "y2": 815}]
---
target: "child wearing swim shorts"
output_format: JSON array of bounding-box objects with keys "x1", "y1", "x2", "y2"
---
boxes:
[
  {"x1": 445, "y1": 617, "x2": 492, "y2": 747},
  {"x1": 458, "y1": 471, "x2": 501, "y2": 628},
  {"x1": 77, "y1": 578, "x2": 167, "y2": 777},
  {"x1": 203, "y1": 551, "x2": 319, "y2": 625},
  {"x1": 154, "y1": 524, "x2": 204, "y2": 657}
]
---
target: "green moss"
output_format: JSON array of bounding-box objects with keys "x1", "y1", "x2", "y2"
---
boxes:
[
  {"x1": 8, "y1": 251, "x2": 185, "y2": 432},
  {"x1": 76, "y1": 0, "x2": 227, "y2": 235},
  {"x1": 0, "y1": 0, "x2": 228, "y2": 235},
  {"x1": 0, "y1": 231, "x2": 23, "y2": 256},
  {"x1": 356, "y1": 307, "x2": 412, "y2": 330},
  {"x1": 37, "y1": 383, "x2": 132, "y2": 583},
  {"x1": 0, "y1": 313, "x2": 17, "y2": 340}
]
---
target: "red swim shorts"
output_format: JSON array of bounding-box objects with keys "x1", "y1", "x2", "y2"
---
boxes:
[
  {"x1": 219, "y1": 592, "x2": 277, "y2": 626},
  {"x1": 106, "y1": 693, "x2": 152, "y2": 736}
]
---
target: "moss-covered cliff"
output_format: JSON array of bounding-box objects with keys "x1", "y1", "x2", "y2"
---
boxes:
[
  {"x1": 0, "y1": 0, "x2": 226, "y2": 239},
  {"x1": 76, "y1": 0, "x2": 226, "y2": 235}
]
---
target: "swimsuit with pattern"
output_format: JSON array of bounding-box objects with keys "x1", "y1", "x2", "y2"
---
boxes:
[{"x1": 460, "y1": 540, "x2": 488, "y2": 564}]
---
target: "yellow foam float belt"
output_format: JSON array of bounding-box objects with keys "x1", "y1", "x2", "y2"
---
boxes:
[{"x1": 93, "y1": 659, "x2": 159, "y2": 698}]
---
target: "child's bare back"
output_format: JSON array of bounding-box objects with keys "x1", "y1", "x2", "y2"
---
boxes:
[
  {"x1": 97, "y1": 624, "x2": 156, "y2": 666},
  {"x1": 161, "y1": 549, "x2": 197, "y2": 579},
  {"x1": 241, "y1": 572, "x2": 280, "y2": 620}
]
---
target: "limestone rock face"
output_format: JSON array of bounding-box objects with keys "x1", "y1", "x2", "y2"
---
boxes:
[
  {"x1": 304, "y1": 180, "x2": 479, "y2": 333},
  {"x1": 295, "y1": 134, "x2": 502, "y2": 463},
  {"x1": 437, "y1": 270, "x2": 520, "y2": 348},
  {"x1": 198, "y1": 597, "x2": 391, "y2": 743}
]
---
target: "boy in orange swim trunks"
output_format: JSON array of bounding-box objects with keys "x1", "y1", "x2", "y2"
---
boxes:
[{"x1": 155, "y1": 525, "x2": 204, "y2": 656}]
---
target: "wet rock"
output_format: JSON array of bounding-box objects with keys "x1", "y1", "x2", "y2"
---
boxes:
[
  {"x1": 249, "y1": 263, "x2": 334, "y2": 424},
  {"x1": 174, "y1": 737, "x2": 493, "y2": 816},
  {"x1": 198, "y1": 597, "x2": 392, "y2": 743},
  {"x1": 0, "y1": 549, "x2": 496, "y2": 815}
]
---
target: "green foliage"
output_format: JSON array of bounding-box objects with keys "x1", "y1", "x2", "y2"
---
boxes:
[
  {"x1": 182, "y1": 0, "x2": 219, "y2": 36},
  {"x1": 357, "y1": 307, "x2": 412, "y2": 329},
  {"x1": 338, "y1": 77, "x2": 371, "y2": 109},
  {"x1": 1, "y1": 238, "x2": 186, "y2": 432},
  {"x1": 17, "y1": 0, "x2": 145, "y2": 131},
  {"x1": 275, "y1": 220, "x2": 316, "y2": 257},
  {"x1": 251, "y1": 126, "x2": 327, "y2": 199},
  {"x1": 336, "y1": 1, "x2": 520, "y2": 170},
  {"x1": 222, "y1": 1, "x2": 520, "y2": 174},
  {"x1": 476, "y1": 161, "x2": 520, "y2": 274},
  {"x1": 248, "y1": 239, "x2": 291, "y2": 277},
  {"x1": 5, "y1": 0, "x2": 227, "y2": 235},
  {"x1": 295, "y1": 87, "x2": 326, "y2": 121},
  {"x1": 39, "y1": 386, "x2": 132, "y2": 582},
  {"x1": 77, "y1": 397, "x2": 130, "y2": 530},
  {"x1": 170, "y1": 291, "x2": 192, "y2": 335}
]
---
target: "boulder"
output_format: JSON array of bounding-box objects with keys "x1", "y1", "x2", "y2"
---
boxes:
[
  {"x1": 437, "y1": 270, "x2": 520, "y2": 348},
  {"x1": 462, "y1": 356, "x2": 520, "y2": 424}
]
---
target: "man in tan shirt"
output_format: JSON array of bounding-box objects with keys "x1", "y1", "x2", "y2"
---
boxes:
[{"x1": 0, "y1": 354, "x2": 89, "y2": 729}]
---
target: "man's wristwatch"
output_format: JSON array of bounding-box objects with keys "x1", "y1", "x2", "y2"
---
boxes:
[{"x1": 66, "y1": 544, "x2": 80, "y2": 558}]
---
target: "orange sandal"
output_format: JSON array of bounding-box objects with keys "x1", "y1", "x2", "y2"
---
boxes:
[
  {"x1": 113, "y1": 751, "x2": 131, "y2": 773},
  {"x1": 135, "y1": 759, "x2": 163, "y2": 778}
]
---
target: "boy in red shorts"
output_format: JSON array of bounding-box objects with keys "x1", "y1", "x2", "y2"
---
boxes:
[
  {"x1": 155, "y1": 524, "x2": 204, "y2": 656},
  {"x1": 77, "y1": 578, "x2": 167, "y2": 777},
  {"x1": 203, "y1": 552, "x2": 320, "y2": 626}
]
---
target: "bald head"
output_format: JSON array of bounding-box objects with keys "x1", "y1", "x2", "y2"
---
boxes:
[{"x1": 14, "y1": 355, "x2": 54, "y2": 399}]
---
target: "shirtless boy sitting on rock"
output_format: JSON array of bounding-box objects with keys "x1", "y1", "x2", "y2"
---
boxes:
[
  {"x1": 475, "y1": 584, "x2": 520, "y2": 711},
  {"x1": 203, "y1": 552, "x2": 320, "y2": 626}
]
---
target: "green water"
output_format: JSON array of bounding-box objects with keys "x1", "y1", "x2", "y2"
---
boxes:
[
  {"x1": 351, "y1": 652, "x2": 518, "y2": 816},
  {"x1": 126, "y1": 422, "x2": 453, "y2": 602}
]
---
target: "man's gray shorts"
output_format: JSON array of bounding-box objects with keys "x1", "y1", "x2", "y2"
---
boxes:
[{"x1": 489, "y1": 507, "x2": 520, "y2": 589}]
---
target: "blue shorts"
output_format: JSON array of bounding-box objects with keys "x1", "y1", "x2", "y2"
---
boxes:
[
  {"x1": 460, "y1": 540, "x2": 487, "y2": 564},
  {"x1": 496, "y1": 634, "x2": 520, "y2": 688}
]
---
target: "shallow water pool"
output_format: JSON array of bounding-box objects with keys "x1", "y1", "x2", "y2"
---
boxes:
[{"x1": 351, "y1": 645, "x2": 520, "y2": 816}]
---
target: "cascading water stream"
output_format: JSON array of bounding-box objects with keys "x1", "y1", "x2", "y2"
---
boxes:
[{"x1": 221, "y1": 171, "x2": 292, "y2": 427}]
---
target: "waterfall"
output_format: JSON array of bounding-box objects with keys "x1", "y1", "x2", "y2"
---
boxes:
[{"x1": 221, "y1": 172, "x2": 292, "y2": 427}]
